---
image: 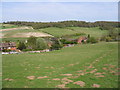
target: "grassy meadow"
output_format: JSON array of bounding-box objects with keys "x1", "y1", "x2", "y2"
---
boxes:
[
  {"x1": 2, "y1": 42, "x2": 118, "y2": 88},
  {"x1": 0, "y1": 24, "x2": 19, "y2": 29},
  {"x1": 39, "y1": 27, "x2": 108, "y2": 38},
  {"x1": 1, "y1": 26, "x2": 109, "y2": 42},
  {"x1": 1, "y1": 26, "x2": 52, "y2": 40},
  {"x1": 39, "y1": 27, "x2": 77, "y2": 37},
  {"x1": 67, "y1": 27, "x2": 109, "y2": 38},
  {"x1": 2, "y1": 29, "x2": 34, "y2": 38}
]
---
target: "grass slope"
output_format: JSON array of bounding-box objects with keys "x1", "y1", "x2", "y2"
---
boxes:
[
  {"x1": 67, "y1": 27, "x2": 108, "y2": 38},
  {"x1": 1, "y1": 25, "x2": 109, "y2": 42},
  {"x1": 2, "y1": 28, "x2": 34, "y2": 38},
  {"x1": 1, "y1": 28, "x2": 37, "y2": 42},
  {"x1": 1, "y1": 27, "x2": 52, "y2": 40},
  {"x1": 39, "y1": 27, "x2": 108, "y2": 38},
  {"x1": 2, "y1": 42, "x2": 118, "y2": 88},
  {"x1": 0, "y1": 24, "x2": 18, "y2": 29},
  {"x1": 39, "y1": 27, "x2": 77, "y2": 37}
]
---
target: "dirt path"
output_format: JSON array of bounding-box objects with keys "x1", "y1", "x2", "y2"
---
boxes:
[
  {"x1": 11, "y1": 32, "x2": 53, "y2": 38},
  {"x1": 0, "y1": 26, "x2": 54, "y2": 38},
  {"x1": 0, "y1": 26, "x2": 33, "y2": 32}
]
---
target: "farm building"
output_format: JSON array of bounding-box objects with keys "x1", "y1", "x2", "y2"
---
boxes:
[
  {"x1": 77, "y1": 37, "x2": 87, "y2": 44},
  {"x1": 0, "y1": 42, "x2": 17, "y2": 51}
]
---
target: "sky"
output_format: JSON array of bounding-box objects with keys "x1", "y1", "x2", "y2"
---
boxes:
[
  {"x1": 1, "y1": 2, "x2": 118, "y2": 22},
  {"x1": 1, "y1": 0, "x2": 119, "y2": 2}
]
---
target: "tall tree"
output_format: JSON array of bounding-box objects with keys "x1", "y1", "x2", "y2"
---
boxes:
[
  {"x1": 27, "y1": 36, "x2": 37, "y2": 50},
  {"x1": 36, "y1": 38, "x2": 48, "y2": 50},
  {"x1": 17, "y1": 41, "x2": 26, "y2": 50}
]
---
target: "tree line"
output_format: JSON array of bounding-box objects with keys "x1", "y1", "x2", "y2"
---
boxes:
[{"x1": 3, "y1": 21, "x2": 120, "y2": 30}]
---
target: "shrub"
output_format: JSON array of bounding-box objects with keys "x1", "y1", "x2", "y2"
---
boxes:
[
  {"x1": 87, "y1": 37, "x2": 98, "y2": 44},
  {"x1": 27, "y1": 36, "x2": 37, "y2": 49},
  {"x1": 51, "y1": 39, "x2": 63, "y2": 50},
  {"x1": 60, "y1": 39, "x2": 77, "y2": 44},
  {"x1": 87, "y1": 34, "x2": 90, "y2": 38},
  {"x1": 60, "y1": 39, "x2": 66, "y2": 44},
  {"x1": 36, "y1": 38, "x2": 48, "y2": 50},
  {"x1": 105, "y1": 37, "x2": 112, "y2": 42},
  {"x1": 17, "y1": 41, "x2": 26, "y2": 50},
  {"x1": 100, "y1": 35, "x2": 106, "y2": 41},
  {"x1": 22, "y1": 49, "x2": 32, "y2": 52},
  {"x1": 99, "y1": 25, "x2": 114, "y2": 30},
  {"x1": 2, "y1": 49, "x2": 11, "y2": 52}
]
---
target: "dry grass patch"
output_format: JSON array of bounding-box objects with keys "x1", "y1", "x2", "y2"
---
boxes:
[
  {"x1": 11, "y1": 32, "x2": 53, "y2": 38},
  {"x1": 89, "y1": 69, "x2": 97, "y2": 74},
  {"x1": 62, "y1": 78, "x2": 73, "y2": 83},
  {"x1": 37, "y1": 76, "x2": 48, "y2": 79},
  {"x1": 73, "y1": 81, "x2": 85, "y2": 87},
  {"x1": 60, "y1": 74, "x2": 73, "y2": 76},
  {"x1": 52, "y1": 78, "x2": 60, "y2": 81},
  {"x1": 4, "y1": 78, "x2": 14, "y2": 81},
  {"x1": 56, "y1": 84, "x2": 65, "y2": 88},
  {"x1": 92, "y1": 84, "x2": 101, "y2": 88},
  {"x1": 26, "y1": 76, "x2": 35, "y2": 80}
]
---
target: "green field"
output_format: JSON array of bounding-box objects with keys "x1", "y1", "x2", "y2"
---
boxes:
[
  {"x1": 2, "y1": 28, "x2": 35, "y2": 38},
  {"x1": 1, "y1": 24, "x2": 109, "y2": 42},
  {"x1": 39, "y1": 27, "x2": 78, "y2": 37},
  {"x1": 2, "y1": 37, "x2": 28, "y2": 42},
  {"x1": 1, "y1": 26, "x2": 52, "y2": 40},
  {"x1": 66, "y1": 27, "x2": 109, "y2": 38},
  {"x1": 1, "y1": 26, "x2": 35, "y2": 36},
  {"x1": 0, "y1": 24, "x2": 18, "y2": 29},
  {"x1": 2, "y1": 42, "x2": 118, "y2": 88},
  {"x1": 39, "y1": 27, "x2": 108, "y2": 38}
]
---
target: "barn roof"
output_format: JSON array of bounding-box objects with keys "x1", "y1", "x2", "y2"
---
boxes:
[{"x1": 0, "y1": 42, "x2": 16, "y2": 48}]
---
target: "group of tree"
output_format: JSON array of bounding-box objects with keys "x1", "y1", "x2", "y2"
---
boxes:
[
  {"x1": 17, "y1": 36, "x2": 49, "y2": 51},
  {"x1": 50, "y1": 38, "x2": 63, "y2": 50},
  {"x1": 17, "y1": 36, "x2": 63, "y2": 51},
  {"x1": 3, "y1": 21, "x2": 120, "y2": 29},
  {"x1": 100, "y1": 29, "x2": 119, "y2": 42}
]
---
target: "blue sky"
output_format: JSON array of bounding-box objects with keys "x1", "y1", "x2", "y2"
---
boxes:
[
  {"x1": 1, "y1": 2, "x2": 118, "y2": 22},
  {"x1": 1, "y1": 0, "x2": 119, "y2": 2}
]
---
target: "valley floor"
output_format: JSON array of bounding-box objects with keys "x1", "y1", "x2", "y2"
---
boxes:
[{"x1": 2, "y1": 42, "x2": 118, "y2": 88}]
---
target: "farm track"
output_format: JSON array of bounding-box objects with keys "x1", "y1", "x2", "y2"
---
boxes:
[
  {"x1": 0, "y1": 26, "x2": 54, "y2": 38},
  {"x1": 0, "y1": 26, "x2": 33, "y2": 32}
]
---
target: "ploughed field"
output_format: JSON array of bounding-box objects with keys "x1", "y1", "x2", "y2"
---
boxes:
[{"x1": 2, "y1": 42, "x2": 118, "y2": 88}]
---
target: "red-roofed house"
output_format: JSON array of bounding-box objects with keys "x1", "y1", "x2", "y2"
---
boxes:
[{"x1": 77, "y1": 37, "x2": 87, "y2": 44}]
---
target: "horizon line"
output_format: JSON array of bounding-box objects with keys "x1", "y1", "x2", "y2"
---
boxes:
[{"x1": 2, "y1": 20, "x2": 119, "y2": 23}]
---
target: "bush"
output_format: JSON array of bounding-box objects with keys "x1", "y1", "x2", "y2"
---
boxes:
[
  {"x1": 60, "y1": 39, "x2": 77, "y2": 44},
  {"x1": 36, "y1": 38, "x2": 48, "y2": 50},
  {"x1": 65, "y1": 41, "x2": 77, "y2": 44},
  {"x1": 17, "y1": 41, "x2": 26, "y2": 50},
  {"x1": 100, "y1": 36, "x2": 106, "y2": 41},
  {"x1": 99, "y1": 25, "x2": 114, "y2": 30},
  {"x1": 27, "y1": 36, "x2": 37, "y2": 49},
  {"x1": 105, "y1": 37, "x2": 112, "y2": 42},
  {"x1": 51, "y1": 39, "x2": 63, "y2": 50},
  {"x1": 87, "y1": 37, "x2": 98, "y2": 44},
  {"x1": 100, "y1": 28, "x2": 118, "y2": 42},
  {"x1": 60, "y1": 39, "x2": 66, "y2": 44},
  {"x1": 22, "y1": 49, "x2": 32, "y2": 52},
  {"x1": 2, "y1": 49, "x2": 11, "y2": 52}
]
